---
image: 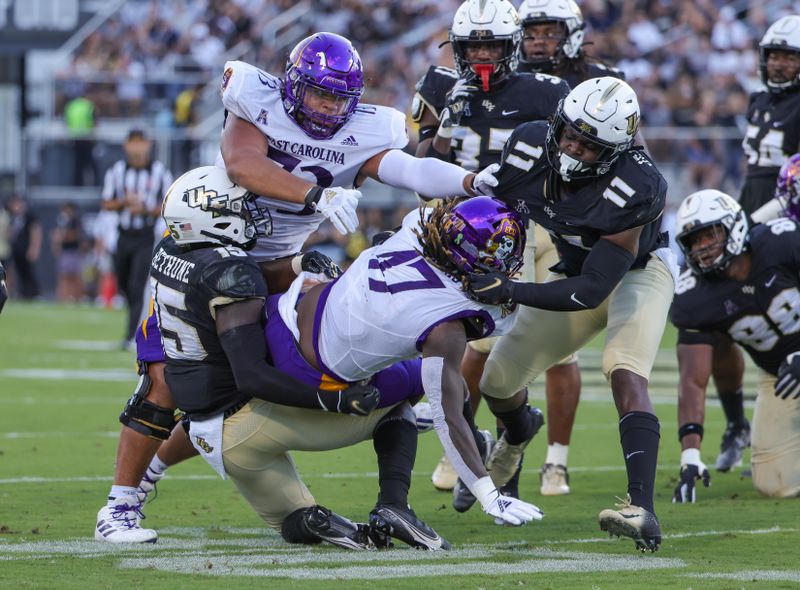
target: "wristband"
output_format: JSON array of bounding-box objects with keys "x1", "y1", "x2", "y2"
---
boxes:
[
  {"x1": 304, "y1": 185, "x2": 323, "y2": 210},
  {"x1": 472, "y1": 475, "x2": 498, "y2": 511},
  {"x1": 291, "y1": 254, "x2": 303, "y2": 276}
]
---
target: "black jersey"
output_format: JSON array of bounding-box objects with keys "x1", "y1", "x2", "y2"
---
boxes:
[
  {"x1": 492, "y1": 121, "x2": 667, "y2": 276},
  {"x1": 413, "y1": 66, "x2": 569, "y2": 171},
  {"x1": 151, "y1": 236, "x2": 268, "y2": 419},
  {"x1": 517, "y1": 60, "x2": 625, "y2": 89},
  {"x1": 742, "y1": 88, "x2": 800, "y2": 180},
  {"x1": 671, "y1": 219, "x2": 800, "y2": 375}
]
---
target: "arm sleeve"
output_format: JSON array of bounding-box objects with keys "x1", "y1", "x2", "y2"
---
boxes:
[
  {"x1": 219, "y1": 322, "x2": 328, "y2": 408},
  {"x1": 511, "y1": 238, "x2": 635, "y2": 311},
  {"x1": 377, "y1": 149, "x2": 469, "y2": 198}
]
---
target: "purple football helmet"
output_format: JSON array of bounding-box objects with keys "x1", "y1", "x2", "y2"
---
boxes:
[
  {"x1": 443, "y1": 196, "x2": 526, "y2": 277},
  {"x1": 777, "y1": 153, "x2": 800, "y2": 221},
  {"x1": 283, "y1": 32, "x2": 364, "y2": 140}
]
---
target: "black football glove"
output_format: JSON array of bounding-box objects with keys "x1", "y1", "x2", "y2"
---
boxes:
[
  {"x1": 318, "y1": 383, "x2": 380, "y2": 416},
  {"x1": 301, "y1": 250, "x2": 342, "y2": 279},
  {"x1": 672, "y1": 449, "x2": 710, "y2": 503},
  {"x1": 371, "y1": 229, "x2": 396, "y2": 247},
  {"x1": 440, "y1": 78, "x2": 478, "y2": 129},
  {"x1": 465, "y1": 270, "x2": 515, "y2": 305},
  {"x1": 775, "y1": 352, "x2": 800, "y2": 400}
]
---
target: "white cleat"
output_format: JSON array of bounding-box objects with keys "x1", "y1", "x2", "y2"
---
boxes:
[
  {"x1": 540, "y1": 463, "x2": 571, "y2": 496},
  {"x1": 432, "y1": 453, "x2": 458, "y2": 491},
  {"x1": 95, "y1": 501, "x2": 157, "y2": 544}
]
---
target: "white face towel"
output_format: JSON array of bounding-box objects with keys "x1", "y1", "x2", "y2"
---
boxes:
[{"x1": 188, "y1": 413, "x2": 226, "y2": 479}]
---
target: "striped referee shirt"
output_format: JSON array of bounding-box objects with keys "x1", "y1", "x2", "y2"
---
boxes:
[{"x1": 101, "y1": 160, "x2": 173, "y2": 231}]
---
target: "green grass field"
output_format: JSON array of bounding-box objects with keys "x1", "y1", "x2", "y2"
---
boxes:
[{"x1": 0, "y1": 302, "x2": 798, "y2": 589}]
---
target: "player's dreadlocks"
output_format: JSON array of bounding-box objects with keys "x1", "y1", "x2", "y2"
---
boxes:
[{"x1": 413, "y1": 199, "x2": 466, "y2": 284}]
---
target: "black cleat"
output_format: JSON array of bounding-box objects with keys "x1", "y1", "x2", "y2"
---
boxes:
[
  {"x1": 303, "y1": 505, "x2": 374, "y2": 550},
  {"x1": 598, "y1": 495, "x2": 661, "y2": 553},
  {"x1": 369, "y1": 504, "x2": 452, "y2": 550},
  {"x1": 451, "y1": 429, "x2": 494, "y2": 513}
]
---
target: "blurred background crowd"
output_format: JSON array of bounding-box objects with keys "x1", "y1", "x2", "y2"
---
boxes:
[{"x1": 1, "y1": 0, "x2": 798, "y2": 305}]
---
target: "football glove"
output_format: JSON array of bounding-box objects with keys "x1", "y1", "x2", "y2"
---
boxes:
[
  {"x1": 775, "y1": 351, "x2": 800, "y2": 400},
  {"x1": 371, "y1": 229, "x2": 396, "y2": 247},
  {"x1": 672, "y1": 448, "x2": 710, "y2": 503},
  {"x1": 471, "y1": 163, "x2": 500, "y2": 196},
  {"x1": 318, "y1": 382, "x2": 380, "y2": 416},
  {"x1": 480, "y1": 489, "x2": 544, "y2": 526},
  {"x1": 439, "y1": 78, "x2": 478, "y2": 129},
  {"x1": 465, "y1": 270, "x2": 515, "y2": 305},
  {"x1": 312, "y1": 187, "x2": 361, "y2": 235},
  {"x1": 301, "y1": 251, "x2": 342, "y2": 279}
]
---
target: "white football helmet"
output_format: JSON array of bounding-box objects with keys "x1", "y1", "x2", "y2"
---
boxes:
[
  {"x1": 675, "y1": 189, "x2": 749, "y2": 276},
  {"x1": 449, "y1": 0, "x2": 522, "y2": 87},
  {"x1": 161, "y1": 166, "x2": 271, "y2": 250},
  {"x1": 759, "y1": 15, "x2": 800, "y2": 91},
  {"x1": 518, "y1": 0, "x2": 585, "y2": 68},
  {"x1": 546, "y1": 77, "x2": 639, "y2": 181}
]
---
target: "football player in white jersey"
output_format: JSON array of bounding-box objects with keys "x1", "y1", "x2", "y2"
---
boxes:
[
  {"x1": 97, "y1": 32, "x2": 497, "y2": 543},
  {"x1": 263, "y1": 197, "x2": 545, "y2": 532}
]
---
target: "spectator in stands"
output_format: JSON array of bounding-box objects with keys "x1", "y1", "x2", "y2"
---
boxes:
[
  {"x1": 100, "y1": 129, "x2": 173, "y2": 349},
  {"x1": 64, "y1": 91, "x2": 97, "y2": 186},
  {"x1": 7, "y1": 194, "x2": 42, "y2": 301}
]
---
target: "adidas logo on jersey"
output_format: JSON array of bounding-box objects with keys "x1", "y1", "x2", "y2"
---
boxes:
[{"x1": 341, "y1": 135, "x2": 359, "y2": 146}]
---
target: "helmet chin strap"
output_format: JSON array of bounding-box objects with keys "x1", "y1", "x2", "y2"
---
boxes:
[{"x1": 472, "y1": 63, "x2": 494, "y2": 91}]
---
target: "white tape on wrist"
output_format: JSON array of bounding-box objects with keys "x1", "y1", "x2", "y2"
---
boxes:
[
  {"x1": 291, "y1": 255, "x2": 303, "y2": 276},
  {"x1": 680, "y1": 448, "x2": 701, "y2": 466},
  {"x1": 473, "y1": 476, "x2": 498, "y2": 511}
]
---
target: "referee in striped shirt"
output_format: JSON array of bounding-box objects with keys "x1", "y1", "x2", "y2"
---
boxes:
[{"x1": 101, "y1": 129, "x2": 173, "y2": 348}]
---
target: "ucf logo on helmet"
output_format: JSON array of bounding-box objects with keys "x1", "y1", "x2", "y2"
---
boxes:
[{"x1": 185, "y1": 186, "x2": 235, "y2": 218}]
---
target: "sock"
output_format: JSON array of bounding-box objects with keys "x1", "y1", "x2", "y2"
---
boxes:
[
  {"x1": 108, "y1": 485, "x2": 139, "y2": 505},
  {"x1": 493, "y1": 403, "x2": 534, "y2": 445},
  {"x1": 619, "y1": 411, "x2": 660, "y2": 514},
  {"x1": 374, "y1": 417, "x2": 417, "y2": 507},
  {"x1": 148, "y1": 454, "x2": 169, "y2": 476},
  {"x1": 718, "y1": 389, "x2": 748, "y2": 428},
  {"x1": 545, "y1": 442, "x2": 569, "y2": 467}
]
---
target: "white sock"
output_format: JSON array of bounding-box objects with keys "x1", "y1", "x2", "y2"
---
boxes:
[
  {"x1": 108, "y1": 485, "x2": 139, "y2": 505},
  {"x1": 148, "y1": 454, "x2": 169, "y2": 477},
  {"x1": 545, "y1": 443, "x2": 569, "y2": 467}
]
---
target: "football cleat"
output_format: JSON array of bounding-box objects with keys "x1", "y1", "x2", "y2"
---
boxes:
[
  {"x1": 136, "y1": 465, "x2": 164, "y2": 505},
  {"x1": 432, "y1": 453, "x2": 458, "y2": 491},
  {"x1": 369, "y1": 504, "x2": 451, "y2": 551},
  {"x1": 540, "y1": 463, "x2": 571, "y2": 496},
  {"x1": 303, "y1": 505, "x2": 374, "y2": 550},
  {"x1": 598, "y1": 495, "x2": 661, "y2": 552},
  {"x1": 487, "y1": 407, "x2": 545, "y2": 487},
  {"x1": 715, "y1": 421, "x2": 751, "y2": 472},
  {"x1": 95, "y1": 500, "x2": 157, "y2": 544},
  {"x1": 452, "y1": 429, "x2": 495, "y2": 513}
]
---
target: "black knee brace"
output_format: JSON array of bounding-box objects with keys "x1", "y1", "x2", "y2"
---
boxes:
[{"x1": 118, "y1": 363, "x2": 178, "y2": 441}]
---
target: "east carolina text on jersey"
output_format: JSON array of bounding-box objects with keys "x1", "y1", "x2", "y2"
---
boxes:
[{"x1": 217, "y1": 60, "x2": 408, "y2": 261}]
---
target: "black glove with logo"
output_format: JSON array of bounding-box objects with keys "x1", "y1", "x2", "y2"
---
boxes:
[
  {"x1": 318, "y1": 383, "x2": 380, "y2": 416},
  {"x1": 301, "y1": 250, "x2": 342, "y2": 279},
  {"x1": 465, "y1": 270, "x2": 516, "y2": 305}
]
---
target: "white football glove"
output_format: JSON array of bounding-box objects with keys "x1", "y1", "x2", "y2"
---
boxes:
[
  {"x1": 672, "y1": 448, "x2": 710, "y2": 504},
  {"x1": 474, "y1": 477, "x2": 544, "y2": 525},
  {"x1": 472, "y1": 163, "x2": 500, "y2": 197},
  {"x1": 312, "y1": 187, "x2": 361, "y2": 235}
]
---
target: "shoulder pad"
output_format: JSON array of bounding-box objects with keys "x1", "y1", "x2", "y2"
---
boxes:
[
  {"x1": 590, "y1": 63, "x2": 626, "y2": 80},
  {"x1": 415, "y1": 66, "x2": 459, "y2": 118},
  {"x1": 203, "y1": 258, "x2": 267, "y2": 301}
]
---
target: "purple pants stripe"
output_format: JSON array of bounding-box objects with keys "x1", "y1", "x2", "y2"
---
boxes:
[
  {"x1": 265, "y1": 294, "x2": 423, "y2": 408},
  {"x1": 135, "y1": 308, "x2": 165, "y2": 363}
]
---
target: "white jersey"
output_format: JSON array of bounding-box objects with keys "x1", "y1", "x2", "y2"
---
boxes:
[
  {"x1": 279, "y1": 209, "x2": 518, "y2": 382},
  {"x1": 217, "y1": 60, "x2": 408, "y2": 261}
]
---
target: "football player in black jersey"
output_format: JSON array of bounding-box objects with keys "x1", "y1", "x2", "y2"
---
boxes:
[
  {"x1": 515, "y1": 0, "x2": 628, "y2": 496},
  {"x1": 465, "y1": 77, "x2": 675, "y2": 552},
  {"x1": 411, "y1": 0, "x2": 569, "y2": 499},
  {"x1": 672, "y1": 190, "x2": 800, "y2": 501},
  {"x1": 95, "y1": 166, "x2": 387, "y2": 548},
  {"x1": 740, "y1": 15, "x2": 800, "y2": 215},
  {"x1": 516, "y1": 0, "x2": 624, "y2": 88}
]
